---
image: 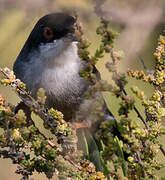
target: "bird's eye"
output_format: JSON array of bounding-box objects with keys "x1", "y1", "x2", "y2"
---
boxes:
[{"x1": 43, "y1": 27, "x2": 54, "y2": 39}]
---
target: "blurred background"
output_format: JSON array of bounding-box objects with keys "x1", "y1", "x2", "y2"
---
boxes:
[{"x1": 0, "y1": 0, "x2": 165, "y2": 179}]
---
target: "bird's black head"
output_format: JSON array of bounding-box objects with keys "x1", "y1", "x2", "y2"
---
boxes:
[{"x1": 27, "y1": 13, "x2": 76, "y2": 49}]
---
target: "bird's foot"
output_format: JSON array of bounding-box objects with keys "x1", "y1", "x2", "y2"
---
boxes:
[{"x1": 71, "y1": 121, "x2": 90, "y2": 129}]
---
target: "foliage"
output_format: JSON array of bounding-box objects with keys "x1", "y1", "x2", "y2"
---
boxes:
[{"x1": 1, "y1": 1, "x2": 165, "y2": 180}]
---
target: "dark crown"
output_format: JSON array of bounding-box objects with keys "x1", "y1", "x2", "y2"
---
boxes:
[{"x1": 27, "y1": 13, "x2": 75, "y2": 48}]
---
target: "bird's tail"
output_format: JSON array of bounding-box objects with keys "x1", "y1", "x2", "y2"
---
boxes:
[
  {"x1": 77, "y1": 128, "x2": 102, "y2": 171},
  {"x1": 76, "y1": 103, "x2": 122, "y2": 171}
]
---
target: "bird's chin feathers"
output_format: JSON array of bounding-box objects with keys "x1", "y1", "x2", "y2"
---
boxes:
[{"x1": 39, "y1": 38, "x2": 72, "y2": 65}]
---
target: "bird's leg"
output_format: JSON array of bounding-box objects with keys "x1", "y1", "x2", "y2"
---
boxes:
[
  {"x1": 15, "y1": 101, "x2": 33, "y2": 126},
  {"x1": 71, "y1": 121, "x2": 90, "y2": 129}
]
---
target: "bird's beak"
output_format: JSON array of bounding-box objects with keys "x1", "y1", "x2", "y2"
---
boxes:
[{"x1": 66, "y1": 33, "x2": 78, "y2": 42}]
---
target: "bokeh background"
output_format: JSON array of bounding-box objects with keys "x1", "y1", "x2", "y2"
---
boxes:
[{"x1": 0, "y1": 0, "x2": 165, "y2": 179}]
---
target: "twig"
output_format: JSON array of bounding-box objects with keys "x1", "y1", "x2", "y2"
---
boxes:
[
  {"x1": 0, "y1": 68, "x2": 70, "y2": 145},
  {"x1": 123, "y1": 89, "x2": 165, "y2": 157},
  {"x1": 136, "y1": 151, "x2": 146, "y2": 177},
  {"x1": 15, "y1": 101, "x2": 56, "y2": 148},
  {"x1": 136, "y1": 52, "x2": 148, "y2": 71},
  {"x1": 122, "y1": 89, "x2": 149, "y2": 130},
  {"x1": 136, "y1": 52, "x2": 154, "y2": 74},
  {"x1": 160, "y1": 145, "x2": 165, "y2": 156}
]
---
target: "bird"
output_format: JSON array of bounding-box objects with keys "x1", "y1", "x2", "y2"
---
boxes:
[{"x1": 13, "y1": 12, "x2": 117, "y2": 170}]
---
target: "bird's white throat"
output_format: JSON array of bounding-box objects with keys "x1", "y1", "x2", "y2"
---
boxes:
[
  {"x1": 39, "y1": 40, "x2": 79, "y2": 66},
  {"x1": 36, "y1": 41, "x2": 85, "y2": 101}
]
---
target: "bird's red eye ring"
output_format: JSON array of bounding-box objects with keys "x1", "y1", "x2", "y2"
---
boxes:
[{"x1": 43, "y1": 27, "x2": 54, "y2": 39}]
